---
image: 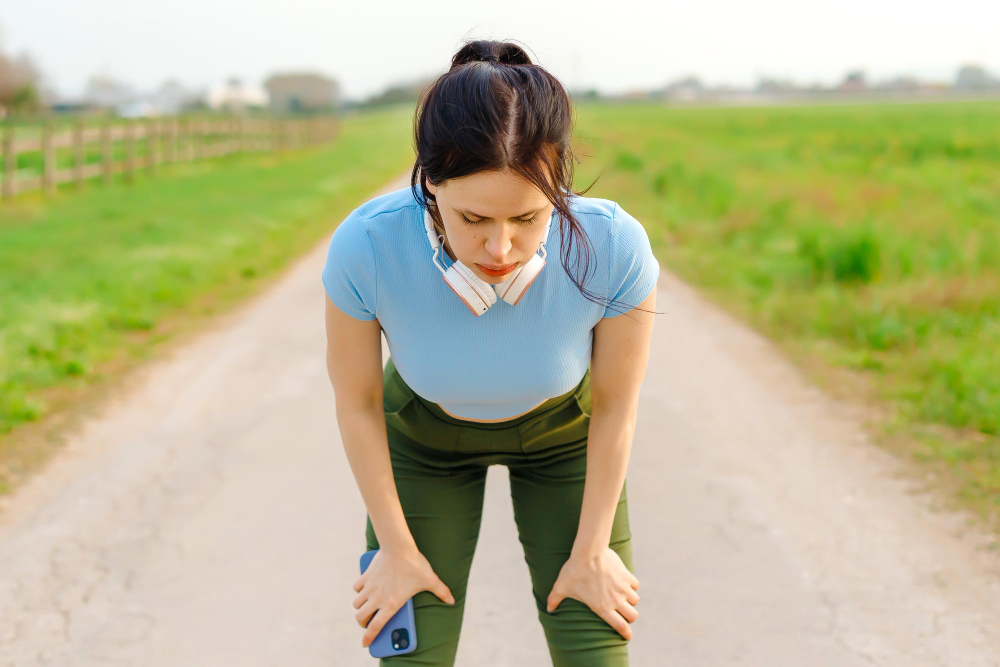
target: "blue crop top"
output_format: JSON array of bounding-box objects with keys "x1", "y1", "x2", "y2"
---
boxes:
[{"x1": 321, "y1": 186, "x2": 660, "y2": 420}]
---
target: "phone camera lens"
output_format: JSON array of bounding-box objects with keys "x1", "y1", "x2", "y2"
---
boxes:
[{"x1": 392, "y1": 628, "x2": 410, "y2": 650}]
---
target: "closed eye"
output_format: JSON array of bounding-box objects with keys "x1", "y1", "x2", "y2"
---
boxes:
[{"x1": 460, "y1": 213, "x2": 538, "y2": 225}]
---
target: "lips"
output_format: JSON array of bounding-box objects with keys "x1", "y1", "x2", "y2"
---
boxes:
[{"x1": 476, "y1": 262, "x2": 517, "y2": 276}]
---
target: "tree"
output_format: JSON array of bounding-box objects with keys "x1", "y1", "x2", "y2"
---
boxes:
[{"x1": 0, "y1": 30, "x2": 46, "y2": 114}]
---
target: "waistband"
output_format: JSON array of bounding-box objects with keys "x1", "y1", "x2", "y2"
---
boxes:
[{"x1": 383, "y1": 356, "x2": 590, "y2": 431}]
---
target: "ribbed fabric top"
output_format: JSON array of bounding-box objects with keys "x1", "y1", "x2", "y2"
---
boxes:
[{"x1": 321, "y1": 186, "x2": 660, "y2": 420}]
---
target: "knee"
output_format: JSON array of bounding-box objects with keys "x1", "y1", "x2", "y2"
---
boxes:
[
  {"x1": 536, "y1": 597, "x2": 631, "y2": 667},
  {"x1": 384, "y1": 591, "x2": 465, "y2": 665}
]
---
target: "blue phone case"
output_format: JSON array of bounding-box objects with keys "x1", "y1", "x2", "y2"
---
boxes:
[{"x1": 359, "y1": 549, "x2": 418, "y2": 658}]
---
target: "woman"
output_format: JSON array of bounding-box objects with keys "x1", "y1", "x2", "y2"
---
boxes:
[{"x1": 322, "y1": 38, "x2": 659, "y2": 666}]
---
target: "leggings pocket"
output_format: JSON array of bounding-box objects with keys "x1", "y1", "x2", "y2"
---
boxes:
[
  {"x1": 382, "y1": 358, "x2": 414, "y2": 415},
  {"x1": 517, "y1": 394, "x2": 590, "y2": 453},
  {"x1": 383, "y1": 359, "x2": 461, "y2": 457}
]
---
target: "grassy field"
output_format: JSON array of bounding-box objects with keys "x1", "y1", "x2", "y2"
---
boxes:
[
  {"x1": 572, "y1": 100, "x2": 1000, "y2": 524},
  {"x1": 2, "y1": 99, "x2": 998, "y2": 526},
  {"x1": 0, "y1": 104, "x2": 415, "y2": 494}
]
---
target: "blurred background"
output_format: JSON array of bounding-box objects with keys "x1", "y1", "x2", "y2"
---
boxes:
[{"x1": 1, "y1": 0, "x2": 998, "y2": 526}]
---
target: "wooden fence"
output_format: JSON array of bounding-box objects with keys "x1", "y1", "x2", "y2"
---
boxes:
[{"x1": 0, "y1": 115, "x2": 339, "y2": 200}]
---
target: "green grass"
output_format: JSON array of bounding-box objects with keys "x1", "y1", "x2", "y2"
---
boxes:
[
  {"x1": 0, "y1": 105, "x2": 415, "y2": 451},
  {"x1": 3, "y1": 98, "x2": 999, "y2": 523},
  {"x1": 572, "y1": 100, "x2": 1000, "y2": 520}
]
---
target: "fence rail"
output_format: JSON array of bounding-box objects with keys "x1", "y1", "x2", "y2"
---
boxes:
[{"x1": 1, "y1": 115, "x2": 339, "y2": 200}]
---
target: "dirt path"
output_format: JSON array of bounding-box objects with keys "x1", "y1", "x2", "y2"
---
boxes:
[{"x1": 2, "y1": 173, "x2": 999, "y2": 666}]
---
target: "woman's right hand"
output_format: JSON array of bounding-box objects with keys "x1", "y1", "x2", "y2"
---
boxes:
[{"x1": 353, "y1": 545, "x2": 455, "y2": 648}]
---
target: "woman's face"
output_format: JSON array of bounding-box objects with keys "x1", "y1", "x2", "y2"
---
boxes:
[{"x1": 426, "y1": 169, "x2": 554, "y2": 284}]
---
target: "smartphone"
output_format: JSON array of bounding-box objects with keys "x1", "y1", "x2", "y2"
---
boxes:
[{"x1": 359, "y1": 549, "x2": 417, "y2": 658}]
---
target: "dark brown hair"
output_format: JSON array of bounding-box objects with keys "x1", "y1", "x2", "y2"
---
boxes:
[{"x1": 410, "y1": 39, "x2": 651, "y2": 317}]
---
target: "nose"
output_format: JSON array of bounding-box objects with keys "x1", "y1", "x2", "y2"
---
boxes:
[{"x1": 484, "y1": 223, "x2": 513, "y2": 262}]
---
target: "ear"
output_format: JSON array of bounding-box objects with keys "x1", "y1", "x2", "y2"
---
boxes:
[{"x1": 426, "y1": 181, "x2": 437, "y2": 196}]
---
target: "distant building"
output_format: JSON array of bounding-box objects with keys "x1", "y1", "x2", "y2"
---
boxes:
[
  {"x1": 350, "y1": 76, "x2": 435, "y2": 110},
  {"x1": 207, "y1": 77, "x2": 269, "y2": 113},
  {"x1": 149, "y1": 78, "x2": 202, "y2": 114},
  {"x1": 114, "y1": 99, "x2": 158, "y2": 118},
  {"x1": 83, "y1": 73, "x2": 136, "y2": 109},
  {"x1": 74, "y1": 74, "x2": 198, "y2": 116},
  {"x1": 263, "y1": 72, "x2": 340, "y2": 114}
]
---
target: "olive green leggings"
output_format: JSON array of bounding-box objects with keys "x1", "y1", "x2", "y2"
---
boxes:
[{"x1": 364, "y1": 357, "x2": 634, "y2": 666}]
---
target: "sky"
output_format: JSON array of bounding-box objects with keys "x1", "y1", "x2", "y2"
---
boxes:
[{"x1": 2, "y1": 0, "x2": 999, "y2": 102}]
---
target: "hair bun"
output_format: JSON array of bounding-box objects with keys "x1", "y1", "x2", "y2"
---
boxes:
[{"x1": 451, "y1": 40, "x2": 532, "y2": 69}]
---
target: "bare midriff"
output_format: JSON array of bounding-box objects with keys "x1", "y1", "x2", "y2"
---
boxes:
[{"x1": 435, "y1": 398, "x2": 548, "y2": 424}]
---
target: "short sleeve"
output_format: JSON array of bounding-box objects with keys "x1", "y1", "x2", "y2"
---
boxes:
[
  {"x1": 603, "y1": 203, "x2": 660, "y2": 318},
  {"x1": 321, "y1": 208, "x2": 378, "y2": 321}
]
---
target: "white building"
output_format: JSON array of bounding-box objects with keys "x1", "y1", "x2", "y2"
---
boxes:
[{"x1": 206, "y1": 78, "x2": 269, "y2": 112}]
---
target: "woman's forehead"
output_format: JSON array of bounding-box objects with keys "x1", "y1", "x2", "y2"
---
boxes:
[{"x1": 442, "y1": 171, "x2": 550, "y2": 213}]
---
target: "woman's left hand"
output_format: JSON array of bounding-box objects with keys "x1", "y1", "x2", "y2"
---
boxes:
[{"x1": 546, "y1": 546, "x2": 640, "y2": 640}]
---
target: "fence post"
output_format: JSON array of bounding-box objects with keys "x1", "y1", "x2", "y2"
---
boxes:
[
  {"x1": 196, "y1": 118, "x2": 205, "y2": 160},
  {"x1": 73, "y1": 120, "x2": 85, "y2": 190},
  {"x1": 124, "y1": 119, "x2": 135, "y2": 184},
  {"x1": 171, "y1": 116, "x2": 179, "y2": 163},
  {"x1": 42, "y1": 121, "x2": 55, "y2": 196},
  {"x1": 146, "y1": 118, "x2": 157, "y2": 174},
  {"x1": 177, "y1": 118, "x2": 187, "y2": 161},
  {"x1": 2, "y1": 122, "x2": 14, "y2": 200},
  {"x1": 227, "y1": 117, "x2": 236, "y2": 155},
  {"x1": 101, "y1": 120, "x2": 112, "y2": 185},
  {"x1": 164, "y1": 117, "x2": 175, "y2": 164}
]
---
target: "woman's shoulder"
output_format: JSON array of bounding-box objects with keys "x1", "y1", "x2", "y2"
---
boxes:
[
  {"x1": 326, "y1": 187, "x2": 423, "y2": 272},
  {"x1": 567, "y1": 195, "x2": 650, "y2": 250},
  {"x1": 330, "y1": 187, "x2": 424, "y2": 253},
  {"x1": 352, "y1": 186, "x2": 425, "y2": 222},
  {"x1": 567, "y1": 193, "x2": 617, "y2": 222}
]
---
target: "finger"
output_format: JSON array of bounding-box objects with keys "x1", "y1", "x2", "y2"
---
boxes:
[
  {"x1": 598, "y1": 608, "x2": 632, "y2": 641},
  {"x1": 361, "y1": 607, "x2": 393, "y2": 648},
  {"x1": 546, "y1": 582, "x2": 563, "y2": 612},
  {"x1": 628, "y1": 574, "x2": 640, "y2": 590},
  {"x1": 433, "y1": 579, "x2": 455, "y2": 605},
  {"x1": 353, "y1": 576, "x2": 364, "y2": 593},
  {"x1": 356, "y1": 598, "x2": 377, "y2": 628},
  {"x1": 618, "y1": 600, "x2": 639, "y2": 624},
  {"x1": 352, "y1": 590, "x2": 368, "y2": 609},
  {"x1": 625, "y1": 588, "x2": 640, "y2": 606}
]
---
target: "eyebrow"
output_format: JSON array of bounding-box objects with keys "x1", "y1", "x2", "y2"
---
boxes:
[{"x1": 456, "y1": 207, "x2": 544, "y2": 220}]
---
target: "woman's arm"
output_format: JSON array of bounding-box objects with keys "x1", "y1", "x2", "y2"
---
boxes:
[
  {"x1": 326, "y1": 295, "x2": 456, "y2": 647},
  {"x1": 572, "y1": 286, "x2": 657, "y2": 558},
  {"x1": 324, "y1": 295, "x2": 416, "y2": 553}
]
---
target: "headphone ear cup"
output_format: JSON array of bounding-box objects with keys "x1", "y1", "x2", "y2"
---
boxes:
[
  {"x1": 443, "y1": 261, "x2": 497, "y2": 316},
  {"x1": 494, "y1": 254, "x2": 545, "y2": 306}
]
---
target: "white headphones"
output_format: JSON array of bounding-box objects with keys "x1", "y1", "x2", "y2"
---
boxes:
[{"x1": 424, "y1": 205, "x2": 552, "y2": 316}]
